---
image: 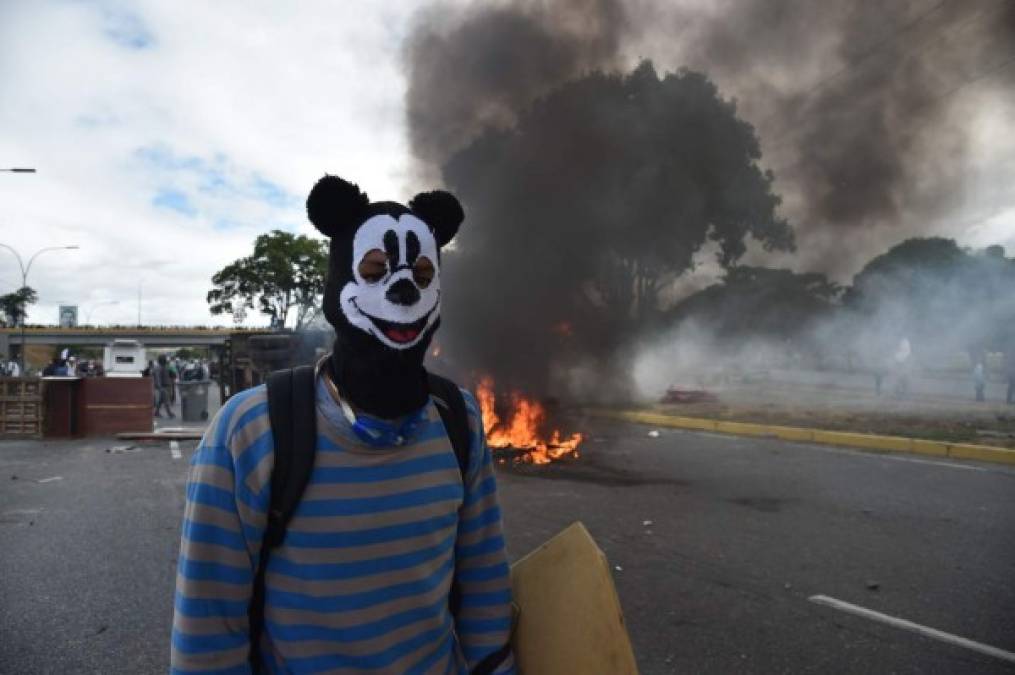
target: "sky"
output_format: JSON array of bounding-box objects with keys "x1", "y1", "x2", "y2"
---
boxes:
[
  {"x1": 0, "y1": 0, "x2": 418, "y2": 327},
  {"x1": 1, "y1": 0, "x2": 1012, "y2": 328}
]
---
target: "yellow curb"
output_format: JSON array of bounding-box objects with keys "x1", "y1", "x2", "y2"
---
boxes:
[
  {"x1": 946, "y1": 443, "x2": 1015, "y2": 464},
  {"x1": 593, "y1": 410, "x2": 1015, "y2": 467},
  {"x1": 812, "y1": 430, "x2": 912, "y2": 453},
  {"x1": 910, "y1": 439, "x2": 950, "y2": 457}
]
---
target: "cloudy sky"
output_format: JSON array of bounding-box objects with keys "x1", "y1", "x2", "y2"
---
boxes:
[
  {"x1": 0, "y1": 0, "x2": 420, "y2": 327},
  {"x1": 1, "y1": 0, "x2": 1012, "y2": 327}
]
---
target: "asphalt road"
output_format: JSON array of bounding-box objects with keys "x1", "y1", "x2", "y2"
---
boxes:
[{"x1": 1, "y1": 419, "x2": 1014, "y2": 674}]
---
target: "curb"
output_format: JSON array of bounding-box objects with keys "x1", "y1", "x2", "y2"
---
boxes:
[{"x1": 590, "y1": 410, "x2": 1015, "y2": 467}]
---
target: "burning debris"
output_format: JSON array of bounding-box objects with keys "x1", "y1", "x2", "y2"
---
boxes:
[
  {"x1": 477, "y1": 377, "x2": 583, "y2": 465},
  {"x1": 661, "y1": 387, "x2": 718, "y2": 405}
]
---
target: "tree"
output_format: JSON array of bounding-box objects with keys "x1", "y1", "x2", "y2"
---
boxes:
[
  {"x1": 670, "y1": 267, "x2": 840, "y2": 343},
  {"x1": 845, "y1": 238, "x2": 1015, "y2": 358},
  {"x1": 440, "y1": 61, "x2": 794, "y2": 391},
  {"x1": 207, "y1": 231, "x2": 328, "y2": 329},
  {"x1": 0, "y1": 286, "x2": 38, "y2": 327}
]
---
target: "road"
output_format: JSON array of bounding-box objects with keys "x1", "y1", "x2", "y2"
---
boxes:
[{"x1": 1, "y1": 418, "x2": 1014, "y2": 674}]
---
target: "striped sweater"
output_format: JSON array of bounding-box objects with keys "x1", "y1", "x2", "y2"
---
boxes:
[{"x1": 171, "y1": 373, "x2": 515, "y2": 674}]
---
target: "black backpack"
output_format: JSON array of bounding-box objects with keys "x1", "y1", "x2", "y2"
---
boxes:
[{"x1": 248, "y1": 365, "x2": 509, "y2": 674}]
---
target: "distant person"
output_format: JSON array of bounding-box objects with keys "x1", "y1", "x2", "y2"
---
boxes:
[
  {"x1": 153, "y1": 355, "x2": 175, "y2": 419},
  {"x1": 42, "y1": 357, "x2": 61, "y2": 377},
  {"x1": 973, "y1": 361, "x2": 986, "y2": 402},
  {"x1": 892, "y1": 337, "x2": 911, "y2": 398},
  {"x1": 167, "y1": 358, "x2": 179, "y2": 404},
  {"x1": 1007, "y1": 352, "x2": 1015, "y2": 405}
]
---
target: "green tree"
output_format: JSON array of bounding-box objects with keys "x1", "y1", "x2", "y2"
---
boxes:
[
  {"x1": 845, "y1": 237, "x2": 1015, "y2": 357},
  {"x1": 207, "y1": 230, "x2": 328, "y2": 329},
  {"x1": 0, "y1": 286, "x2": 38, "y2": 327}
]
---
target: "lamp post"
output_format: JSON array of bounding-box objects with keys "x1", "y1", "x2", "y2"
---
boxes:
[
  {"x1": 85, "y1": 300, "x2": 120, "y2": 325},
  {"x1": 0, "y1": 243, "x2": 80, "y2": 372}
]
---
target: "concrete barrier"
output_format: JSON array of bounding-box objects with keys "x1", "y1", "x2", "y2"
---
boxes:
[{"x1": 593, "y1": 409, "x2": 1015, "y2": 467}]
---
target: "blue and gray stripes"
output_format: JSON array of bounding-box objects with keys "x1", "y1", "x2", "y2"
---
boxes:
[{"x1": 171, "y1": 379, "x2": 515, "y2": 674}]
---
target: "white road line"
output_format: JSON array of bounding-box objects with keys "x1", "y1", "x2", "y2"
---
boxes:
[
  {"x1": 170, "y1": 440, "x2": 182, "y2": 460},
  {"x1": 800, "y1": 443, "x2": 990, "y2": 472},
  {"x1": 809, "y1": 595, "x2": 1015, "y2": 665}
]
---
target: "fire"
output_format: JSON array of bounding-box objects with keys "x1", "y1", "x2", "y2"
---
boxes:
[{"x1": 476, "y1": 376, "x2": 582, "y2": 465}]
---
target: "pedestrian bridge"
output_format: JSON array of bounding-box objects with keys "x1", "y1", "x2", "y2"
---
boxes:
[{"x1": 0, "y1": 326, "x2": 243, "y2": 354}]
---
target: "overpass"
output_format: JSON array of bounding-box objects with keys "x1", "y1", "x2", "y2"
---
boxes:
[{"x1": 0, "y1": 327, "x2": 245, "y2": 356}]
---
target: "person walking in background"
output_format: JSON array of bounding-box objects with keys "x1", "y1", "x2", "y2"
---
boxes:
[
  {"x1": 973, "y1": 360, "x2": 986, "y2": 402},
  {"x1": 154, "y1": 354, "x2": 174, "y2": 418},
  {"x1": 167, "y1": 357, "x2": 179, "y2": 404},
  {"x1": 1006, "y1": 350, "x2": 1015, "y2": 405}
]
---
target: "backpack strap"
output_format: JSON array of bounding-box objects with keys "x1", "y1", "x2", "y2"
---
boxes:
[
  {"x1": 248, "y1": 365, "x2": 317, "y2": 672},
  {"x1": 426, "y1": 371, "x2": 471, "y2": 480}
]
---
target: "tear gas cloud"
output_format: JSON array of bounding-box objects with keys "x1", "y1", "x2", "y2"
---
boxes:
[{"x1": 405, "y1": 0, "x2": 1015, "y2": 400}]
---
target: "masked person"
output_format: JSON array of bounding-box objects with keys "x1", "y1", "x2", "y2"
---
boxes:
[{"x1": 171, "y1": 175, "x2": 515, "y2": 674}]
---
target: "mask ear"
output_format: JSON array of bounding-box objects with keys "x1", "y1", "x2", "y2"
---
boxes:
[
  {"x1": 409, "y1": 190, "x2": 464, "y2": 248},
  {"x1": 307, "y1": 174, "x2": 370, "y2": 238}
]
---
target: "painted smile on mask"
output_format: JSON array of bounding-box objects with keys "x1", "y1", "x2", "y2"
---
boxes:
[{"x1": 349, "y1": 295, "x2": 439, "y2": 346}]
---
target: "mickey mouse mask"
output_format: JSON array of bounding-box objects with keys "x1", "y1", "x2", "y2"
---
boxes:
[{"x1": 307, "y1": 174, "x2": 463, "y2": 419}]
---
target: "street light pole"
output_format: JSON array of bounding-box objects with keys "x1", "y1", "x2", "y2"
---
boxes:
[{"x1": 0, "y1": 243, "x2": 80, "y2": 372}]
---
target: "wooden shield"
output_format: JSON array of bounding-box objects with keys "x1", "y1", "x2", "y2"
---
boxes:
[{"x1": 510, "y1": 521, "x2": 639, "y2": 674}]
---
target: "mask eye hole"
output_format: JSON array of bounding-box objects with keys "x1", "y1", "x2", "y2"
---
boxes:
[
  {"x1": 358, "y1": 249, "x2": 388, "y2": 284},
  {"x1": 413, "y1": 256, "x2": 435, "y2": 289}
]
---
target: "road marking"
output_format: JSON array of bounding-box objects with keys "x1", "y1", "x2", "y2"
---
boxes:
[
  {"x1": 37, "y1": 476, "x2": 63, "y2": 483},
  {"x1": 809, "y1": 595, "x2": 1015, "y2": 664},
  {"x1": 170, "y1": 440, "x2": 182, "y2": 460},
  {"x1": 801, "y1": 443, "x2": 990, "y2": 472}
]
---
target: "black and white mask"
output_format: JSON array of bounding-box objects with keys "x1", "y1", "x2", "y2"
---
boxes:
[
  {"x1": 306, "y1": 174, "x2": 463, "y2": 357},
  {"x1": 340, "y1": 213, "x2": 442, "y2": 350}
]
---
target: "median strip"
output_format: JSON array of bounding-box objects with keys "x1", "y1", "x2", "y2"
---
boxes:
[{"x1": 591, "y1": 410, "x2": 1015, "y2": 467}]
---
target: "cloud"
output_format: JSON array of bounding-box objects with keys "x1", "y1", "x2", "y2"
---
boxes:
[
  {"x1": 0, "y1": 0, "x2": 419, "y2": 327},
  {"x1": 102, "y1": 6, "x2": 155, "y2": 50}
]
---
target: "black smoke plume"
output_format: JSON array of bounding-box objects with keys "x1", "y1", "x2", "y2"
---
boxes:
[{"x1": 404, "y1": 0, "x2": 1015, "y2": 396}]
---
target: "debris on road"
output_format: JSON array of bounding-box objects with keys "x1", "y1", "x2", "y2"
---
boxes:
[
  {"x1": 10, "y1": 475, "x2": 17, "y2": 480},
  {"x1": 615, "y1": 565, "x2": 623, "y2": 571},
  {"x1": 865, "y1": 580, "x2": 880, "y2": 591},
  {"x1": 642, "y1": 520, "x2": 653, "y2": 526},
  {"x1": 106, "y1": 445, "x2": 138, "y2": 454},
  {"x1": 647, "y1": 430, "x2": 661, "y2": 438},
  {"x1": 661, "y1": 387, "x2": 718, "y2": 404},
  {"x1": 116, "y1": 430, "x2": 203, "y2": 441},
  {"x1": 37, "y1": 476, "x2": 63, "y2": 484}
]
